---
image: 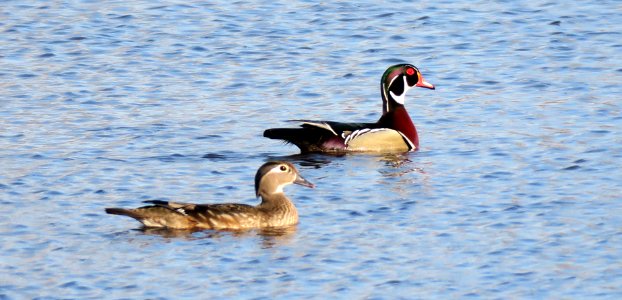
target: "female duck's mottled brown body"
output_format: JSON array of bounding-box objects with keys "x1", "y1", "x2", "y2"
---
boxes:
[{"x1": 105, "y1": 161, "x2": 314, "y2": 230}]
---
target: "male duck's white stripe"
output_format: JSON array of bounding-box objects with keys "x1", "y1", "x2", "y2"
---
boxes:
[
  {"x1": 344, "y1": 128, "x2": 373, "y2": 145},
  {"x1": 396, "y1": 130, "x2": 416, "y2": 151},
  {"x1": 389, "y1": 76, "x2": 412, "y2": 105},
  {"x1": 301, "y1": 121, "x2": 338, "y2": 136}
]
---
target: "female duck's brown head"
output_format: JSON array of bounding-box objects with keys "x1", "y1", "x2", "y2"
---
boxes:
[{"x1": 254, "y1": 161, "x2": 314, "y2": 198}]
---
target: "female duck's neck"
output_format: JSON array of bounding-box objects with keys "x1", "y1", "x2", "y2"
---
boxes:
[
  {"x1": 259, "y1": 194, "x2": 298, "y2": 226},
  {"x1": 260, "y1": 193, "x2": 295, "y2": 209}
]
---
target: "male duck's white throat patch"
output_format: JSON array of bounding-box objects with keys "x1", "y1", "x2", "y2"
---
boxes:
[{"x1": 389, "y1": 76, "x2": 412, "y2": 105}]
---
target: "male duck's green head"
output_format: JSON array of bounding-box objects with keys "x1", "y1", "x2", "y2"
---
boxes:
[{"x1": 381, "y1": 64, "x2": 435, "y2": 114}]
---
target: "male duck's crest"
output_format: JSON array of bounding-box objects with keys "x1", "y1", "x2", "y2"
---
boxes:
[
  {"x1": 105, "y1": 161, "x2": 314, "y2": 230},
  {"x1": 382, "y1": 64, "x2": 435, "y2": 114},
  {"x1": 264, "y1": 64, "x2": 435, "y2": 153}
]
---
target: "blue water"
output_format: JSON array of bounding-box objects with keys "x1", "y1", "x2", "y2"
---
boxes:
[{"x1": 1, "y1": 0, "x2": 622, "y2": 298}]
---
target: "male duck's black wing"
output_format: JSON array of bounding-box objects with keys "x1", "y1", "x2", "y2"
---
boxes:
[
  {"x1": 298, "y1": 120, "x2": 377, "y2": 135},
  {"x1": 263, "y1": 120, "x2": 378, "y2": 153}
]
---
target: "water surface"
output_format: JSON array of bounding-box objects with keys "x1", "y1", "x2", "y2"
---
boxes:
[{"x1": 1, "y1": 0, "x2": 621, "y2": 299}]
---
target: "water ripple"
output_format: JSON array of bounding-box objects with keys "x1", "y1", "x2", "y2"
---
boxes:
[{"x1": 1, "y1": 0, "x2": 621, "y2": 299}]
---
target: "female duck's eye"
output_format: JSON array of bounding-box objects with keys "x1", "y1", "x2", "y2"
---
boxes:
[
  {"x1": 280, "y1": 165, "x2": 287, "y2": 171},
  {"x1": 405, "y1": 67, "x2": 415, "y2": 76}
]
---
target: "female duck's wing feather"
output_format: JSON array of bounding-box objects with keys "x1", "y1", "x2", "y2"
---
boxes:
[
  {"x1": 105, "y1": 205, "x2": 197, "y2": 229},
  {"x1": 149, "y1": 201, "x2": 262, "y2": 229},
  {"x1": 143, "y1": 200, "x2": 193, "y2": 208},
  {"x1": 107, "y1": 201, "x2": 260, "y2": 229}
]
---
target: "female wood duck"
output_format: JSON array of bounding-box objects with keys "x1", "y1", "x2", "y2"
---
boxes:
[
  {"x1": 264, "y1": 64, "x2": 435, "y2": 153},
  {"x1": 105, "y1": 161, "x2": 314, "y2": 230}
]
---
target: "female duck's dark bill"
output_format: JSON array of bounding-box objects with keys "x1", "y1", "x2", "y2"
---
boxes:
[{"x1": 294, "y1": 175, "x2": 315, "y2": 188}]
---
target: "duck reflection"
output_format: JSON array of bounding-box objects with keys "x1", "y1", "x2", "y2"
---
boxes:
[
  {"x1": 269, "y1": 151, "x2": 425, "y2": 177},
  {"x1": 136, "y1": 224, "x2": 297, "y2": 248},
  {"x1": 377, "y1": 153, "x2": 426, "y2": 177},
  {"x1": 264, "y1": 153, "x2": 337, "y2": 169}
]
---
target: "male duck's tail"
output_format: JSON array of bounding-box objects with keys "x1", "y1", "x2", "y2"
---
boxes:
[{"x1": 264, "y1": 128, "x2": 323, "y2": 153}]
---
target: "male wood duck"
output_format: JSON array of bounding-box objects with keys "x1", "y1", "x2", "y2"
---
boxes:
[
  {"x1": 263, "y1": 64, "x2": 435, "y2": 153},
  {"x1": 105, "y1": 161, "x2": 314, "y2": 230}
]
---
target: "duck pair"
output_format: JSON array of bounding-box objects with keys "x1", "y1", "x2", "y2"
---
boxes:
[{"x1": 106, "y1": 64, "x2": 434, "y2": 230}]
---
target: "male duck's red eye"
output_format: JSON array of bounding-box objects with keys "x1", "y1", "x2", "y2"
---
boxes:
[{"x1": 406, "y1": 67, "x2": 415, "y2": 76}]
